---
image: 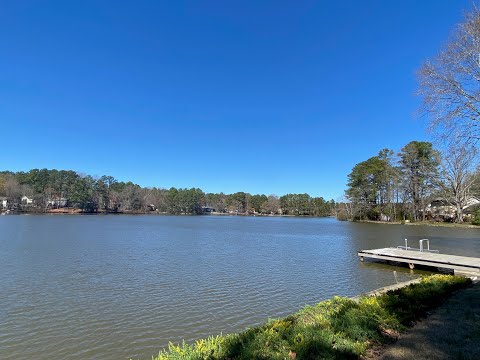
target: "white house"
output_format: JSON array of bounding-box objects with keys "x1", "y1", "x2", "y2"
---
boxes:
[
  {"x1": 21, "y1": 196, "x2": 34, "y2": 205},
  {"x1": 1, "y1": 197, "x2": 7, "y2": 209},
  {"x1": 464, "y1": 196, "x2": 480, "y2": 210}
]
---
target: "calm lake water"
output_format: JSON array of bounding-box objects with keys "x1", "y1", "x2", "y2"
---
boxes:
[{"x1": 1, "y1": 215, "x2": 479, "y2": 360}]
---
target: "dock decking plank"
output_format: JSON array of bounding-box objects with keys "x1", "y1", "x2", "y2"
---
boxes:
[{"x1": 358, "y1": 248, "x2": 480, "y2": 274}]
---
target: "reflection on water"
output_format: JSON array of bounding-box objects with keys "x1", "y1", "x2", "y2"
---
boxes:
[{"x1": 0, "y1": 215, "x2": 478, "y2": 360}]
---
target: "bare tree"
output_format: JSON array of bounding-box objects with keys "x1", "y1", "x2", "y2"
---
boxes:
[
  {"x1": 4, "y1": 176, "x2": 22, "y2": 200},
  {"x1": 263, "y1": 194, "x2": 280, "y2": 215},
  {"x1": 418, "y1": 5, "x2": 480, "y2": 144},
  {"x1": 1, "y1": 175, "x2": 22, "y2": 210},
  {"x1": 438, "y1": 143, "x2": 479, "y2": 222},
  {"x1": 335, "y1": 195, "x2": 354, "y2": 221}
]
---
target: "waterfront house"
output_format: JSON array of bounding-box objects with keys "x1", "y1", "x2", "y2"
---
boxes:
[
  {"x1": 426, "y1": 196, "x2": 480, "y2": 220},
  {"x1": 0, "y1": 197, "x2": 7, "y2": 209},
  {"x1": 21, "y1": 196, "x2": 34, "y2": 205},
  {"x1": 465, "y1": 196, "x2": 480, "y2": 209},
  {"x1": 201, "y1": 206, "x2": 216, "y2": 214},
  {"x1": 147, "y1": 204, "x2": 156, "y2": 211},
  {"x1": 47, "y1": 198, "x2": 68, "y2": 207}
]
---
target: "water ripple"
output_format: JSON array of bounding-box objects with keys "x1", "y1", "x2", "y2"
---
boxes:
[{"x1": 1, "y1": 215, "x2": 478, "y2": 359}]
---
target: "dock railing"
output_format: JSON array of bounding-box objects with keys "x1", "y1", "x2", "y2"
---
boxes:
[{"x1": 396, "y1": 238, "x2": 439, "y2": 253}]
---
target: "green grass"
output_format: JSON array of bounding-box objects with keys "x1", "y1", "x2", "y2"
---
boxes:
[{"x1": 150, "y1": 275, "x2": 471, "y2": 360}]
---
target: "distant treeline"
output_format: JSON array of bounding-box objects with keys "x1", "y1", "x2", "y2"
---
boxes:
[{"x1": 0, "y1": 169, "x2": 335, "y2": 216}]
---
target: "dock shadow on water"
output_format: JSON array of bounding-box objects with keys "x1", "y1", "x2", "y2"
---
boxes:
[{"x1": 359, "y1": 260, "x2": 438, "y2": 277}]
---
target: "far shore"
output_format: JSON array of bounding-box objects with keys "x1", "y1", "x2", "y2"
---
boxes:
[
  {"x1": 355, "y1": 219, "x2": 480, "y2": 229},
  {"x1": 1, "y1": 208, "x2": 336, "y2": 218},
  {"x1": 3, "y1": 210, "x2": 479, "y2": 228}
]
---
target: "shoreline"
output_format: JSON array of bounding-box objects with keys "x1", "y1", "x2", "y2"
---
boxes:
[
  {"x1": 350, "y1": 278, "x2": 423, "y2": 301},
  {"x1": 354, "y1": 219, "x2": 480, "y2": 229},
  {"x1": 4, "y1": 211, "x2": 478, "y2": 228},
  {"x1": 1, "y1": 210, "x2": 335, "y2": 218},
  {"x1": 3, "y1": 211, "x2": 479, "y2": 228},
  {"x1": 148, "y1": 275, "x2": 472, "y2": 360}
]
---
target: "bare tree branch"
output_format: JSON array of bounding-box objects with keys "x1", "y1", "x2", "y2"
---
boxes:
[{"x1": 418, "y1": 5, "x2": 480, "y2": 144}]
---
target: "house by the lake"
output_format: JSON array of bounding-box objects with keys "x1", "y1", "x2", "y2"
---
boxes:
[
  {"x1": 47, "y1": 198, "x2": 68, "y2": 207},
  {"x1": 201, "y1": 206, "x2": 216, "y2": 214},
  {"x1": 426, "y1": 196, "x2": 480, "y2": 220},
  {"x1": 21, "y1": 196, "x2": 34, "y2": 205}
]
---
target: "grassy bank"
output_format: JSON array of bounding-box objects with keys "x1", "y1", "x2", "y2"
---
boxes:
[{"x1": 150, "y1": 275, "x2": 471, "y2": 360}]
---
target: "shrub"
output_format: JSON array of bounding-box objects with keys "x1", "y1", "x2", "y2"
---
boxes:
[{"x1": 472, "y1": 209, "x2": 480, "y2": 226}]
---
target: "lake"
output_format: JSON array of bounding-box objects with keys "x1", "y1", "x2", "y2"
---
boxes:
[{"x1": 1, "y1": 215, "x2": 479, "y2": 360}]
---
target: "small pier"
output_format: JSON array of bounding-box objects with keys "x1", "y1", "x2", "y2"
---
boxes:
[{"x1": 358, "y1": 239, "x2": 480, "y2": 276}]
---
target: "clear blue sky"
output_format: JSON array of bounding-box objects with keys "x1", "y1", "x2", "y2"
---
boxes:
[{"x1": 0, "y1": 0, "x2": 472, "y2": 200}]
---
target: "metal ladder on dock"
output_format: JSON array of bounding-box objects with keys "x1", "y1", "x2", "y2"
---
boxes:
[
  {"x1": 397, "y1": 238, "x2": 439, "y2": 253},
  {"x1": 395, "y1": 239, "x2": 439, "y2": 269}
]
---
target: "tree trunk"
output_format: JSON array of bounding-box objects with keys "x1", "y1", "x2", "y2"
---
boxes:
[
  {"x1": 456, "y1": 203, "x2": 463, "y2": 223},
  {"x1": 421, "y1": 197, "x2": 426, "y2": 221}
]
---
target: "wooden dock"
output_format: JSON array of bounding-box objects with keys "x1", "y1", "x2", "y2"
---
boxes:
[{"x1": 358, "y1": 248, "x2": 480, "y2": 276}]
